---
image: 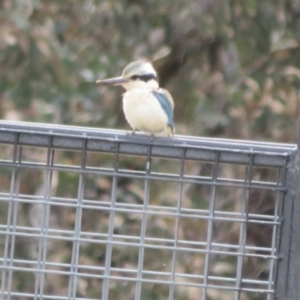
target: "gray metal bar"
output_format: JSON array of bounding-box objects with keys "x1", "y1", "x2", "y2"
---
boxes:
[
  {"x1": 68, "y1": 141, "x2": 87, "y2": 299},
  {"x1": 0, "y1": 258, "x2": 276, "y2": 285},
  {"x1": 0, "y1": 226, "x2": 280, "y2": 253},
  {"x1": 135, "y1": 145, "x2": 152, "y2": 300},
  {"x1": 34, "y1": 139, "x2": 54, "y2": 300},
  {"x1": 0, "y1": 259, "x2": 276, "y2": 288},
  {"x1": 274, "y1": 150, "x2": 300, "y2": 300},
  {"x1": 202, "y1": 152, "x2": 220, "y2": 299},
  {"x1": 0, "y1": 160, "x2": 286, "y2": 191},
  {"x1": 7, "y1": 145, "x2": 22, "y2": 300},
  {"x1": 0, "y1": 261, "x2": 277, "y2": 288},
  {"x1": 0, "y1": 196, "x2": 284, "y2": 227},
  {"x1": 0, "y1": 133, "x2": 19, "y2": 300},
  {"x1": 168, "y1": 149, "x2": 186, "y2": 300},
  {"x1": 267, "y1": 166, "x2": 285, "y2": 300},
  {"x1": 101, "y1": 142, "x2": 120, "y2": 299},
  {"x1": 235, "y1": 155, "x2": 253, "y2": 300},
  {"x1": 0, "y1": 120, "x2": 295, "y2": 167}
]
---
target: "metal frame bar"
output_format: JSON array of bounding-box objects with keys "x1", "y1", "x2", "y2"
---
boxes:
[
  {"x1": 0, "y1": 121, "x2": 295, "y2": 166},
  {"x1": 168, "y1": 148, "x2": 186, "y2": 300},
  {"x1": 202, "y1": 152, "x2": 220, "y2": 300},
  {"x1": 34, "y1": 137, "x2": 54, "y2": 300},
  {"x1": 274, "y1": 150, "x2": 300, "y2": 300},
  {"x1": 234, "y1": 154, "x2": 253, "y2": 300}
]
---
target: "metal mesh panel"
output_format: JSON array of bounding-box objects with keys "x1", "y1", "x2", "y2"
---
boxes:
[{"x1": 0, "y1": 121, "x2": 296, "y2": 300}]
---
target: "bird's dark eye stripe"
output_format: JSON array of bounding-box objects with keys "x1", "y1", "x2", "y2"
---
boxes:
[{"x1": 131, "y1": 74, "x2": 158, "y2": 82}]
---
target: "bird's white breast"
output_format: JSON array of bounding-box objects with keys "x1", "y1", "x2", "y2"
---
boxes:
[{"x1": 123, "y1": 89, "x2": 169, "y2": 136}]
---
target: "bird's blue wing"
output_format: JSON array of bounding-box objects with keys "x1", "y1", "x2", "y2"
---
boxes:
[{"x1": 152, "y1": 90, "x2": 174, "y2": 128}]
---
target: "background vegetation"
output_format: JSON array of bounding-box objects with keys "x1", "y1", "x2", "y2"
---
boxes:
[
  {"x1": 0, "y1": 0, "x2": 299, "y2": 299},
  {"x1": 1, "y1": 0, "x2": 300, "y2": 141}
]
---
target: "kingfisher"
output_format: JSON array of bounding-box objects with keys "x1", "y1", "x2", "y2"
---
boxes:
[{"x1": 96, "y1": 60, "x2": 175, "y2": 137}]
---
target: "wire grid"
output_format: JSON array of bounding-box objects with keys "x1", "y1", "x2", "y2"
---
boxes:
[{"x1": 0, "y1": 121, "x2": 296, "y2": 300}]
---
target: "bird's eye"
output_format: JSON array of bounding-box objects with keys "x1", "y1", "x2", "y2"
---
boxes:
[{"x1": 130, "y1": 74, "x2": 158, "y2": 82}]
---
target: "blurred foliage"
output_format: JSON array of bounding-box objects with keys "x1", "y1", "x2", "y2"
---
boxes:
[
  {"x1": 0, "y1": 0, "x2": 300, "y2": 299},
  {"x1": 1, "y1": 0, "x2": 300, "y2": 141}
]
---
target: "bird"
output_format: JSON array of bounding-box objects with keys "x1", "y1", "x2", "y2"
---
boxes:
[{"x1": 96, "y1": 60, "x2": 175, "y2": 137}]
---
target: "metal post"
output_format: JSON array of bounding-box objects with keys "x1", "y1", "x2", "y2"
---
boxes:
[{"x1": 274, "y1": 150, "x2": 300, "y2": 300}]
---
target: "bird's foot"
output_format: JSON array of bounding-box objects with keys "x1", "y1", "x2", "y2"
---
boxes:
[
  {"x1": 150, "y1": 134, "x2": 156, "y2": 142},
  {"x1": 127, "y1": 129, "x2": 136, "y2": 136}
]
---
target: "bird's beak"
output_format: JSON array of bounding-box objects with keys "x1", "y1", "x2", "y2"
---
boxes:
[{"x1": 96, "y1": 76, "x2": 129, "y2": 86}]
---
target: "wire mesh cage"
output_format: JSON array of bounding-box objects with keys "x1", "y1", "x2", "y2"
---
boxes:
[{"x1": 0, "y1": 121, "x2": 298, "y2": 300}]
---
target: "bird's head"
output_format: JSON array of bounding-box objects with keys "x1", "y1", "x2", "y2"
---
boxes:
[{"x1": 96, "y1": 60, "x2": 159, "y2": 90}]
